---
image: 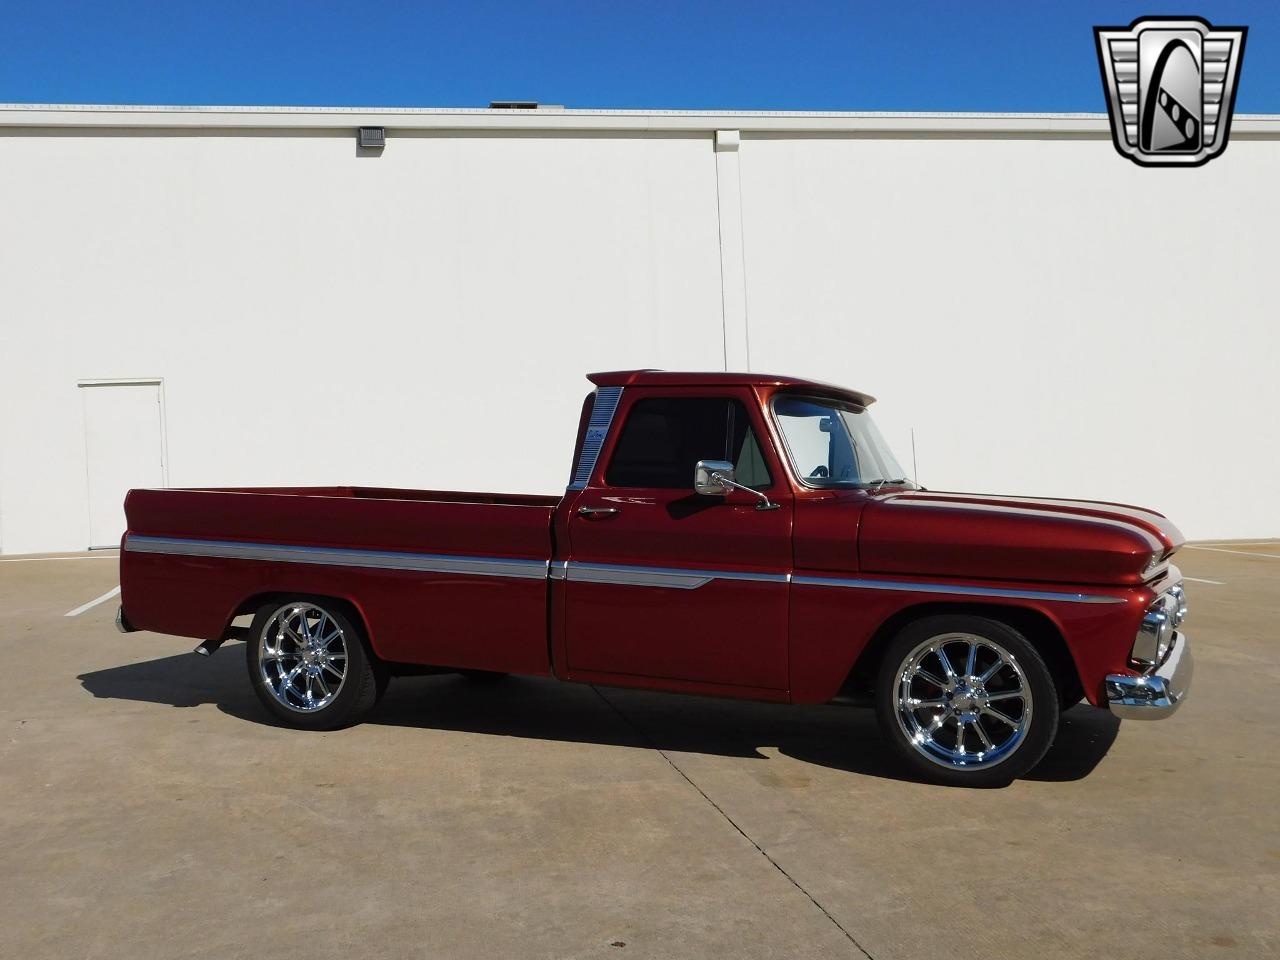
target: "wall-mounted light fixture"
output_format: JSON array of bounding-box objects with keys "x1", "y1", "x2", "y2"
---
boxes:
[{"x1": 358, "y1": 127, "x2": 386, "y2": 149}]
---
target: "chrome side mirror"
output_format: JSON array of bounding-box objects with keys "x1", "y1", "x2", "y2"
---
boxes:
[
  {"x1": 694, "y1": 459, "x2": 736, "y2": 496},
  {"x1": 693, "y1": 459, "x2": 780, "y2": 511}
]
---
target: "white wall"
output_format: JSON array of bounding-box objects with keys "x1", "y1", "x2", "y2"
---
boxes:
[
  {"x1": 0, "y1": 128, "x2": 723, "y2": 554},
  {"x1": 1, "y1": 111, "x2": 1277, "y2": 552},
  {"x1": 738, "y1": 132, "x2": 1280, "y2": 538}
]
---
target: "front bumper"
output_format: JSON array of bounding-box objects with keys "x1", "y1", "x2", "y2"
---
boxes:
[{"x1": 1105, "y1": 630, "x2": 1193, "y2": 719}]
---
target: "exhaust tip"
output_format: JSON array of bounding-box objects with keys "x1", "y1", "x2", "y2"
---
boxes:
[{"x1": 192, "y1": 636, "x2": 226, "y2": 657}]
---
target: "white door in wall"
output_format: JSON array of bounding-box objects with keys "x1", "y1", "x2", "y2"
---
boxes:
[{"x1": 80, "y1": 381, "x2": 165, "y2": 549}]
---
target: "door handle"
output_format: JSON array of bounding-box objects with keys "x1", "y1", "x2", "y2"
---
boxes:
[{"x1": 577, "y1": 506, "x2": 620, "y2": 518}]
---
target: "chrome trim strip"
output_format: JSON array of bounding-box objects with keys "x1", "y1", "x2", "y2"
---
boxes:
[
  {"x1": 567, "y1": 561, "x2": 789, "y2": 590},
  {"x1": 571, "y1": 563, "x2": 710, "y2": 590},
  {"x1": 791, "y1": 574, "x2": 1126, "y2": 604},
  {"x1": 125, "y1": 534, "x2": 1125, "y2": 603},
  {"x1": 123, "y1": 534, "x2": 548, "y2": 580},
  {"x1": 568, "y1": 385, "x2": 623, "y2": 490}
]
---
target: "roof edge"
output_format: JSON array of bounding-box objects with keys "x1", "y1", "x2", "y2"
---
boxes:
[
  {"x1": 4, "y1": 104, "x2": 1277, "y2": 137},
  {"x1": 587, "y1": 370, "x2": 876, "y2": 406}
]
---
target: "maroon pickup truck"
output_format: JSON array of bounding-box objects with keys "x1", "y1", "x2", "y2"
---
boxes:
[{"x1": 118, "y1": 370, "x2": 1192, "y2": 786}]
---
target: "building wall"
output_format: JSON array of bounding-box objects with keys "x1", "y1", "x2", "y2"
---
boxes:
[
  {"x1": 738, "y1": 132, "x2": 1280, "y2": 539},
  {"x1": 0, "y1": 127, "x2": 725, "y2": 554},
  {"x1": 1, "y1": 110, "x2": 1277, "y2": 552}
]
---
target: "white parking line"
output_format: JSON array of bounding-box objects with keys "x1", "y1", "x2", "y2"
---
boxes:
[
  {"x1": 1183, "y1": 576, "x2": 1225, "y2": 585},
  {"x1": 1184, "y1": 545, "x2": 1280, "y2": 560},
  {"x1": 64, "y1": 586, "x2": 121, "y2": 617},
  {"x1": 1, "y1": 554, "x2": 118, "y2": 563}
]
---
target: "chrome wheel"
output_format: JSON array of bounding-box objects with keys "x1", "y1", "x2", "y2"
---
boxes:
[
  {"x1": 257, "y1": 602, "x2": 348, "y2": 713},
  {"x1": 894, "y1": 632, "x2": 1032, "y2": 771}
]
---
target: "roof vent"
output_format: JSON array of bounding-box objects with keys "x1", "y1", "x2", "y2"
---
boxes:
[{"x1": 488, "y1": 100, "x2": 540, "y2": 110}]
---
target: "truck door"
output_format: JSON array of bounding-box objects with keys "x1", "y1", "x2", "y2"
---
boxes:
[{"x1": 563, "y1": 390, "x2": 792, "y2": 692}]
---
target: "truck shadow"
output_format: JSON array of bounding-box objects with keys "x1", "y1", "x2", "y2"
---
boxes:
[{"x1": 79, "y1": 650, "x2": 1119, "y2": 786}]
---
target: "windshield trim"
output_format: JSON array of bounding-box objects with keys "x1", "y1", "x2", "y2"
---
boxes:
[{"x1": 768, "y1": 393, "x2": 907, "y2": 491}]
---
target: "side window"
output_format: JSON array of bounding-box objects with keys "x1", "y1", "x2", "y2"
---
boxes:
[
  {"x1": 605, "y1": 397, "x2": 772, "y2": 490},
  {"x1": 735, "y1": 429, "x2": 771, "y2": 489}
]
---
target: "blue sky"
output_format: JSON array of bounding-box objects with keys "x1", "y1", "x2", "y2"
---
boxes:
[{"x1": 1, "y1": 1, "x2": 1276, "y2": 112}]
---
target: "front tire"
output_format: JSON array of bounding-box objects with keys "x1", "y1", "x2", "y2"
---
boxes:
[
  {"x1": 246, "y1": 599, "x2": 382, "y2": 730},
  {"x1": 874, "y1": 615, "x2": 1059, "y2": 787}
]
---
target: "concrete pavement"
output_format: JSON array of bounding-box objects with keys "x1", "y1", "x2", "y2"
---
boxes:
[{"x1": 1, "y1": 544, "x2": 1277, "y2": 959}]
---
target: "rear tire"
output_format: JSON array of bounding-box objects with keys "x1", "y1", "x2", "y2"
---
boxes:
[
  {"x1": 246, "y1": 599, "x2": 382, "y2": 730},
  {"x1": 874, "y1": 614, "x2": 1059, "y2": 787}
]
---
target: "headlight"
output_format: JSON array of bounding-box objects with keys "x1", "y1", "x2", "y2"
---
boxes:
[
  {"x1": 1169, "y1": 583, "x2": 1187, "y2": 626},
  {"x1": 1131, "y1": 588, "x2": 1181, "y2": 670}
]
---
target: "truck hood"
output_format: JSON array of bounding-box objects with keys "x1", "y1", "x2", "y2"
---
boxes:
[{"x1": 859, "y1": 490, "x2": 1185, "y2": 586}]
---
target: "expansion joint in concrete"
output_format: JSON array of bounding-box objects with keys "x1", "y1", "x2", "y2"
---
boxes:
[{"x1": 589, "y1": 685, "x2": 874, "y2": 959}]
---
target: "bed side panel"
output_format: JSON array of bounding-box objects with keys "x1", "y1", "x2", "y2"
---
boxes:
[{"x1": 121, "y1": 489, "x2": 556, "y2": 674}]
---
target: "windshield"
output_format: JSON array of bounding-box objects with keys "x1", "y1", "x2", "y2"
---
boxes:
[{"x1": 772, "y1": 395, "x2": 914, "y2": 489}]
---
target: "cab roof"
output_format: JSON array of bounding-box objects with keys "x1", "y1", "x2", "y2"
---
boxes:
[{"x1": 587, "y1": 369, "x2": 876, "y2": 406}]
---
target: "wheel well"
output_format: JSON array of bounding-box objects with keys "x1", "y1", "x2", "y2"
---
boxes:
[
  {"x1": 840, "y1": 601, "x2": 1084, "y2": 703},
  {"x1": 229, "y1": 592, "x2": 380, "y2": 662}
]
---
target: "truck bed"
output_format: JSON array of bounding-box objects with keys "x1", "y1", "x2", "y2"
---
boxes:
[{"x1": 120, "y1": 486, "x2": 560, "y2": 674}]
